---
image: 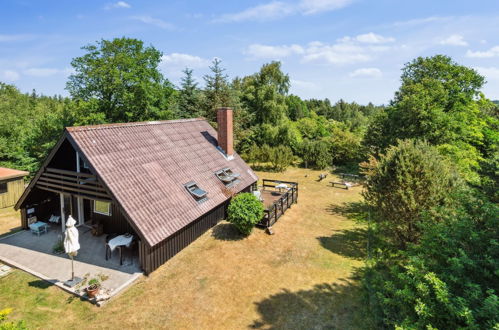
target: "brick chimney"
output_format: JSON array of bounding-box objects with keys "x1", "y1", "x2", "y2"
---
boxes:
[{"x1": 217, "y1": 107, "x2": 234, "y2": 158}]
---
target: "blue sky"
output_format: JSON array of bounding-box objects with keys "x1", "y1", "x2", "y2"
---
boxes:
[{"x1": 1, "y1": 0, "x2": 499, "y2": 104}]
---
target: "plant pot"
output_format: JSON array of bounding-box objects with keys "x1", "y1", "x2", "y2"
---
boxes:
[{"x1": 85, "y1": 285, "x2": 100, "y2": 298}]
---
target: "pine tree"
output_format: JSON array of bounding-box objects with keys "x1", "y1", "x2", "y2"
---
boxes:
[
  {"x1": 177, "y1": 68, "x2": 200, "y2": 118},
  {"x1": 203, "y1": 58, "x2": 231, "y2": 122}
]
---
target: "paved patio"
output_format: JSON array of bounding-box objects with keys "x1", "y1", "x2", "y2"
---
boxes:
[{"x1": 0, "y1": 224, "x2": 142, "y2": 304}]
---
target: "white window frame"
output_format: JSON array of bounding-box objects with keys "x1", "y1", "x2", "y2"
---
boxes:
[{"x1": 94, "y1": 200, "x2": 111, "y2": 216}]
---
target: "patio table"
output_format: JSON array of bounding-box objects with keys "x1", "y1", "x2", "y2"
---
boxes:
[
  {"x1": 275, "y1": 183, "x2": 288, "y2": 192},
  {"x1": 106, "y1": 234, "x2": 133, "y2": 266},
  {"x1": 29, "y1": 222, "x2": 49, "y2": 236}
]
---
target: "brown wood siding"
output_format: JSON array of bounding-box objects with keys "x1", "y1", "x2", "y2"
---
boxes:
[
  {"x1": 139, "y1": 201, "x2": 228, "y2": 274},
  {"x1": 91, "y1": 201, "x2": 135, "y2": 235},
  {"x1": 0, "y1": 178, "x2": 25, "y2": 209}
]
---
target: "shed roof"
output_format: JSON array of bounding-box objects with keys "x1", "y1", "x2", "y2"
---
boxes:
[
  {"x1": 0, "y1": 167, "x2": 28, "y2": 180},
  {"x1": 66, "y1": 118, "x2": 257, "y2": 247}
]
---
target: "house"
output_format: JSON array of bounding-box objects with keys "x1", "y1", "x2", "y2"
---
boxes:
[
  {"x1": 0, "y1": 167, "x2": 28, "y2": 209},
  {"x1": 14, "y1": 108, "x2": 258, "y2": 274}
]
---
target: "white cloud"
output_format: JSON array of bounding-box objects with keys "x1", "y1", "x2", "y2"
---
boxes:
[
  {"x1": 215, "y1": 2, "x2": 292, "y2": 22},
  {"x1": 243, "y1": 32, "x2": 393, "y2": 65},
  {"x1": 215, "y1": 0, "x2": 353, "y2": 22},
  {"x1": 245, "y1": 44, "x2": 304, "y2": 59},
  {"x1": 466, "y1": 46, "x2": 499, "y2": 58},
  {"x1": 303, "y1": 41, "x2": 371, "y2": 64},
  {"x1": 1, "y1": 70, "x2": 20, "y2": 82},
  {"x1": 349, "y1": 67, "x2": 382, "y2": 78},
  {"x1": 291, "y1": 79, "x2": 316, "y2": 90},
  {"x1": 131, "y1": 16, "x2": 174, "y2": 30},
  {"x1": 391, "y1": 16, "x2": 451, "y2": 27},
  {"x1": 161, "y1": 53, "x2": 211, "y2": 69},
  {"x1": 439, "y1": 34, "x2": 468, "y2": 46},
  {"x1": 105, "y1": 1, "x2": 131, "y2": 10},
  {"x1": 23, "y1": 67, "x2": 73, "y2": 77},
  {"x1": 476, "y1": 66, "x2": 499, "y2": 80},
  {"x1": 299, "y1": 0, "x2": 353, "y2": 15},
  {"x1": 340, "y1": 32, "x2": 395, "y2": 44}
]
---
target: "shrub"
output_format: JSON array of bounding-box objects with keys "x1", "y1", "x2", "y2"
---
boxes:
[
  {"x1": 0, "y1": 308, "x2": 26, "y2": 330},
  {"x1": 227, "y1": 193, "x2": 264, "y2": 235},
  {"x1": 363, "y1": 139, "x2": 463, "y2": 249},
  {"x1": 269, "y1": 145, "x2": 294, "y2": 172},
  {"x1": 367, "y1": 192, "x2": 499, "y2": 329}
]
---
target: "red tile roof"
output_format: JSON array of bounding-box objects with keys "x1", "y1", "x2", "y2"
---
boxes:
[
  {"x1": 67, "y1": 118, "x2": 257, "y2": 247},
  {"x1": 0, "y1": 167, "x2": 28, "y2": 180}
]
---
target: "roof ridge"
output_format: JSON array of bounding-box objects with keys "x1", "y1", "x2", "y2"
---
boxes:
[{"x1": 67, "y1": 118, "x2": 206, "y2": 132}]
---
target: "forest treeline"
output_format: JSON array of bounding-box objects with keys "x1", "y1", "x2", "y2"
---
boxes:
[
  {"x1": 0, "y1": 37, "x2": 383, "y2": 177},
  {"x1": 0, "y1": 37, "x2": 498, "y2": 328}
]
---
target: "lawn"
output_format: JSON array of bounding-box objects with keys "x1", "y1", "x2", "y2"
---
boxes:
[
  {"x1": 0, "y1": 207, "x2": 21, "y2": 237},
  {"x1": 0, "y1": 167, "x2": 372, "y2": 329}
]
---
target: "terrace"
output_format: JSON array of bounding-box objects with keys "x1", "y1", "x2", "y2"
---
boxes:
[
  {"x1": 0, "y1": 223, "x2": 142, "y2": 304},
  {"x1": 257, "y1": 179, "x2": 298, "y2": 228}
]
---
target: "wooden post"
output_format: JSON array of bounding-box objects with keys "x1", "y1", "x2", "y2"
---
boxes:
[
  {"x1": 274, "y1": 204, "x2": 278, "y2": 225},
  {"x1": 60, "y1": 193, "x2": 66, "y2": 232}
]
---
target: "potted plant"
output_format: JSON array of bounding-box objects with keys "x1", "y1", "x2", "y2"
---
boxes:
[{"x1": 85, "y1": 278, "x2": 101, "y2": 298}]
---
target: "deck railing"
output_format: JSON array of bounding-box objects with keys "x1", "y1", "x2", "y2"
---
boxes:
[{"x1": 258, "y1": 179, "x2": 298, "y2": 228}]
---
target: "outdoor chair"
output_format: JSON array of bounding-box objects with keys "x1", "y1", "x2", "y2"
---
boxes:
[{"x1": 48, "y1": 214, "x2": 61, "y2": 224}]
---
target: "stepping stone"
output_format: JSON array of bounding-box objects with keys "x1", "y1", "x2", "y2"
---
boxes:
[{"x1": 0, "y1": 264, "x2": 12, "y2": 277}]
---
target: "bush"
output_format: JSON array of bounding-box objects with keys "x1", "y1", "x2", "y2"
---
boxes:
[
  {"x1": 227, "y1": 193, "x2": 264, "y2": 235},
  {"x1": 300, "y1": 139, "x2": 330, "y2": 169},
  {"x1": 367, "y1": 192, "x2": 499, "y2": 329},
  {"x1": 363, "y1": 139, "x2": 463, "y2": 249},
  {"x1": 0, "y1": 308, "x2": 26, "y2": 330},
  {"x1": 269, "y1": 145, "x2": 294, "y2": 172}
]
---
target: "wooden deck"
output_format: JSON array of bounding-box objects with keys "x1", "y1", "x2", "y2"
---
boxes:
[
  {"x1": 258, "y1": 179, "x2": 298, "y2": 228},
  {"x1": 261, "y1": 190, "x2": 283, "y2": 209}
]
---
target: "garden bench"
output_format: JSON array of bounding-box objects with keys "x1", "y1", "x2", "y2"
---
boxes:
[{"x1": 330, "y1": 181, "x2": 352, "y2": 190}]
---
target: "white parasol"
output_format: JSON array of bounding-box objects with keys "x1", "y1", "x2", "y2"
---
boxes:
[{"x1": 64, "y1": 215, "x2": 80, "y2": 281}]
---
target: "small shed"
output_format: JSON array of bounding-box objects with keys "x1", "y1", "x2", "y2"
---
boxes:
[{"x1": 0, "y1": 167, "x2": 28, "y2": 208}]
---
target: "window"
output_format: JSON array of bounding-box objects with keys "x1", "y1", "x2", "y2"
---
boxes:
[
  {"x1": 0, "y1": 182, "x2": 7, "y2": 194},
  {"x1": 215, "y1": 168, "x2": 241, "y2": 185},
  {"x1": 94, "y1": 200, "x2": 111, "y2": 216},
  {"x1": 184, "y1": 181, "x2": 208, "y2": 202}
]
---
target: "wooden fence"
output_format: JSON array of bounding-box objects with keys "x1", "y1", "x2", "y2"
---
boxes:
[{"x1": 258, "y1": 179, "x2": 298, "y2": 228}]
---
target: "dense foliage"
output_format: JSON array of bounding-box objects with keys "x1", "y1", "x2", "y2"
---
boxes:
[
  {"x1": 227, "y1": 193, "x2": 264, "y2": 235},
  {"x1": 0, "y1": 37, "x2": 386, "y2": 174},
  {"x1": 67, "y1": 37, "x2": 176, "y2": 123},
  {"x1": 364, "y1": 55, "x2": 498, "y2": 187},
  {"x1": 366, "y1": 191, "x2": 499, "y2": 329},
  {"x1": 362, "y1": 140, "x2": 463, "y2": 248},
  {"x1": 361, "y1": 55, "x2": 498, "y2": 329}
]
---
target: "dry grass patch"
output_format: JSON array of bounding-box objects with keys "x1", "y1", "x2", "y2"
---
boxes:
[
  {"x1": 0, "y1": 167, "x2": 372, "y2": 329},
  {"x1": 0, "y1": 207, "x2": 21, "y2": 237}
]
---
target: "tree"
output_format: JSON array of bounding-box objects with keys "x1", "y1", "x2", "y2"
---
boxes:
[
  {"x1": 227, "y1": 193, "x2": 264, "y2": 235},
  {"x1": 286, "y1": 94, "x2": 309, "y2": 120},
  {"x1": 363, "y1": 55, "x2": 489, "y2": 184},
  {"x1": 67, "y1": 37, "x2": 175, "y2": 123},
  {"x1": 369, "y1": 191, "x2": 499, "y2": 329},
  {"x1": 241, "y1": 61, "x2": 290, "y2": 125},
  {"x1": 268, "y1": 145, "x2": 294, "y2": 172},
  {"x1": 203, "y1": 58, "x2": 232, "y2": 122},
  {"x1": 177, "y1": 68, "x2": 201, "y2": 118},
  {"x1": 299, "y1": 139, "x2": 330, "y2": 169},
  {"x1": 362, "y1": 139, "x2": 463, "y2": 249}
]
